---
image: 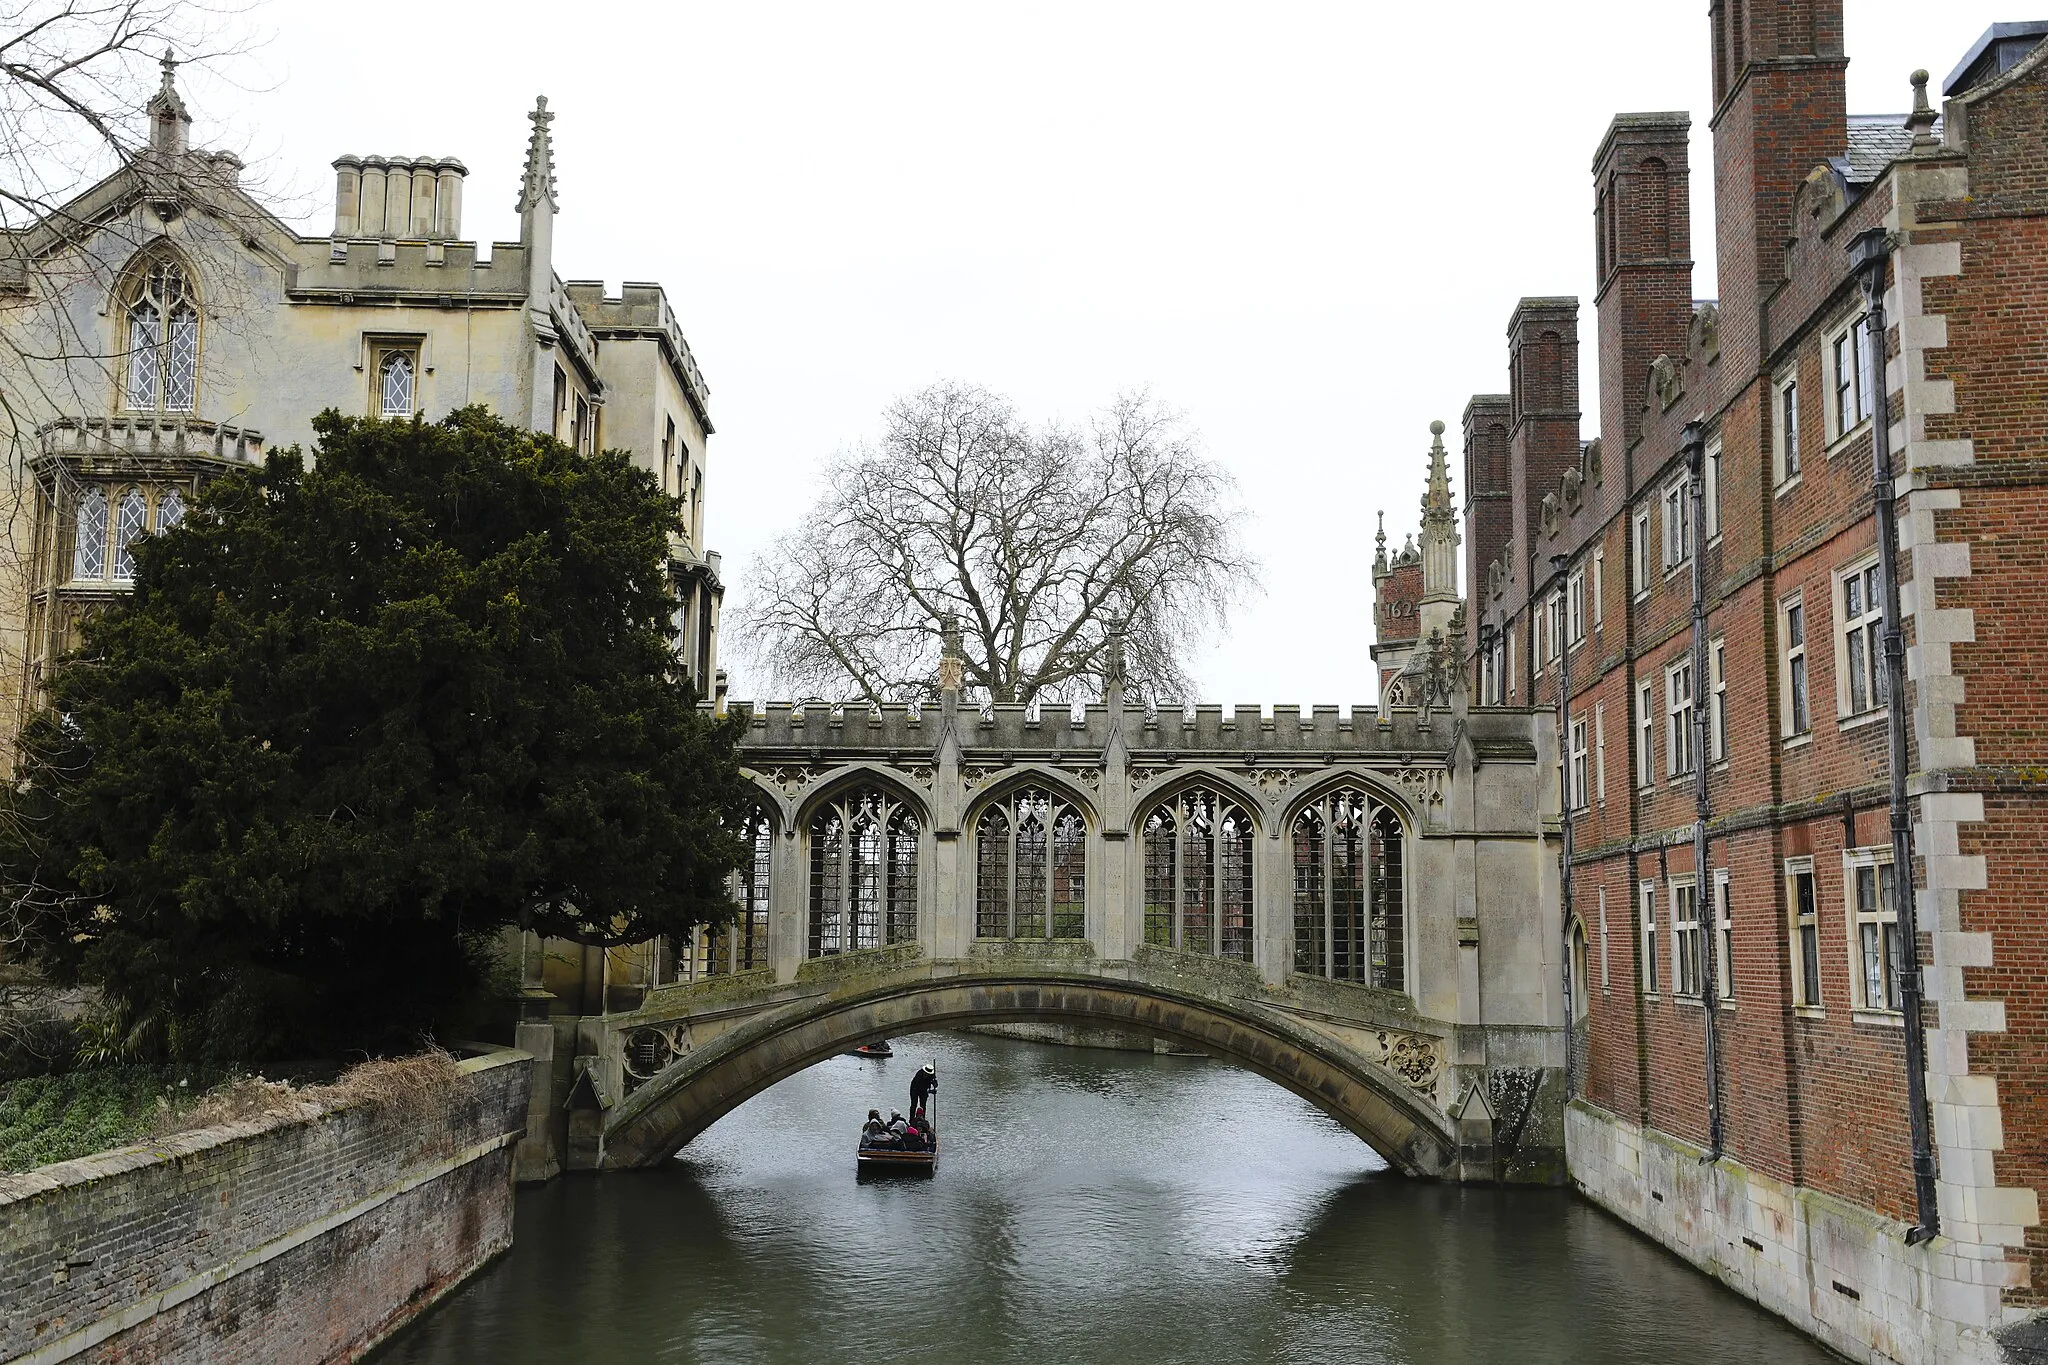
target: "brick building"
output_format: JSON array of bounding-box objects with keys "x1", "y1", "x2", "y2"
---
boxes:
[{"x1": 1430, "y1": 8, "x2": 2048, "y2": 1362}]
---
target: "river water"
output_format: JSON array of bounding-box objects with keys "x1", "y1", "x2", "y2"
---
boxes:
[{"x1": 378, "y1": 1031, "x2": 1838, "y2": 1365}]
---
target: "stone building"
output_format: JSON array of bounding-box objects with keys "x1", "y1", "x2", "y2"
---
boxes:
[
  {"x1": 1458, "y1": 10, "x2": 2048, "y2": 1362},
  {"x1": 0, "y1": 60, "x2": 724, "y2": 748}
]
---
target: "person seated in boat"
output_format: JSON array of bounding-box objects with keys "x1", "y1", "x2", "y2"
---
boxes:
[
  {"x1": 861, "y1": 1109, "x2": 887, "y2": 1146},
  {"x1": 887, "y1": 1110, "x2": 909, "y2": 1145}
]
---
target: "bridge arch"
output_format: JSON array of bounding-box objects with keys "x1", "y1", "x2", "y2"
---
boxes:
[{"x1": 601, "y1": 974, "x2": 1459, "y2": 1178}]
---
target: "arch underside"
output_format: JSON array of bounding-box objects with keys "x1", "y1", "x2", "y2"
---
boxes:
[{"x1": 601, "y1": 976, "x2": 1458, "y2": 1178}]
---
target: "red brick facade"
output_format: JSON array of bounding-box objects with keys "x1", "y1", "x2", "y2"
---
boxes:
[{"x1": 1446, "y1": 5, "x2": 2048, "y2": 1349}]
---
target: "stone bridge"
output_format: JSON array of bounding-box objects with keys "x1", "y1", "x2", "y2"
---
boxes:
[{"x1": 532, "y1": 656, "x2": 1570, "y2": 1185}]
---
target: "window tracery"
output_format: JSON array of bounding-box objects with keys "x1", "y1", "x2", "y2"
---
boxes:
[
  {"x1": 974, "y1": 787, "x2": 1086, "y2": 939},
  {"x1": 1292, "y1": 791, "x2": 1405, "y2": 990},
  {"x1": 809, "y1": 787, "x2": 919, "y2": 956},
  {"x1": 379, "y1": 350, "x2": 416, "y2": 417},
  {"x1": 700, "y1": 807, "x2": 772, "y2": 977},
  {"x1": 123, "y1": 259, "x2": 198, "y2": 412},
  {"x1": 72, "y1": 487, "x2": 107, "y2": 581},
  {"x1": 1142, "y1": 787, "x2": 1254, "y2": 960},
  {"x1": 113, "y1": 488, "x2": 147, "y2": 580},
  {"x1": 156, "y1": 488, "x2": 184, "y2": 532}
]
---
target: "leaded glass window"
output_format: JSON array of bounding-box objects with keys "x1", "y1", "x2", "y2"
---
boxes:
[
  {"x1": 72, "y1": 487, "x2": 107, "y2": 581},
  {"x1": 704, "y1": 807, "x2": 772, "y2": 977},
  {"x1": 974, "y1": 787, "x2": 1086, "y2": 940},
  {"x1": 123, "y1": 260, "x2": 197, "y2": 412},
  {"x1": 1291, "y1": 791, "x2": 1405, "y2": 990},
  {"x1": 112, "y1": 488, "x2": 147, "y2": 581},
  {"x1": 155, "y1": 488, "x2": 184, "y2": 532},
  {"x1": 809, "y1": 787, "x2": 919, "y2": 957},
  {"x1": 380, "y1": 350, "x2": 415, "y2": 417},
  {"x1": 1142, "y1": 788, "x2": 1254, "y2": 960}
]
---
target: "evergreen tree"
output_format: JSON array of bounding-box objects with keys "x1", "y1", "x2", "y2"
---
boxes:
[{"x1": 1, "y1": 408, "x2": 751, "y2": 1062}]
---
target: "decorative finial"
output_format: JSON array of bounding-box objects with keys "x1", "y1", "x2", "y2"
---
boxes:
[
  {"x1": 1103, "y1": 619, "x2": 1127, "y2": 688},
  {"x1": 517, "y1": 95, "x2": 559, "y2": 213},
  {"x1": 1420, "y1": 420, "x2": 1454, "y2": 526},
  {"x1": 145, "y1": 46, "x2": 192, "y2": 154},
  {"x1": 938, "y1": 612, "x2": 964, "y2": 693},
  {"x1": 1906, "y1": 70, "x2": 1938, "y2": 149},
  {"x1": 160, "y1": 48, "x2": 178, "y2": 93}
]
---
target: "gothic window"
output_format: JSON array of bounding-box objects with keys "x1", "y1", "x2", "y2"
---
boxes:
[
  {"x1": 1292, "y1": 791, "x2": 1405, "y2": 990},
  {"x1": 379, "y1": 349, "x2": 416, "y2": 417},
  {"x1": 112, "y1": 488, "x2": 147, "y2": 581},
  {"x1": 156, "y1": 488, "x2": 184, "y2": 532},
  {"x1": 72, "y1": 487, "x2": 107, "y2": 581},
  {"x1": 974, "y1": 787, "x2": 1086, "y2": 940},
  {"x1": 1142, "y1": 788, "x2": 1254, "y2": 960},
  {"x1": 703, "y1": 807, "x2": 773, "y2": 977},
  {"x1": 122, "y1": 259, "x2": 198, "y2": 412},
  {"x1": 809, "y1": 787, "x2": 919, "y2": 957}
]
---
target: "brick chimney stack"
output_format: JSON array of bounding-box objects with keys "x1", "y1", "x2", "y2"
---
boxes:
[
  {"x1": 1593, "y1": 113, "x2": 1694, "y2": 455},
  {"x1": 1506, "y1": 297, "x2": 1582, "y2": 575},
  {"x1": 1709, "y1": 0, "x2": 1847, "y2": 377},
  {"x1": 1461, "y1": 393, "x2": 1512, "y2": 660}
]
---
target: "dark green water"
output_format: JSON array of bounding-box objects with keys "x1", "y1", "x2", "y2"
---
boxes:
[{"x1": 378, "y1": 1031, "x2": 1838, "y2": 1365}]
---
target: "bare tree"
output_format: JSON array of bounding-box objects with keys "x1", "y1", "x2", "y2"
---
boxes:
[{"x1": 736, "y1": 382, "x2": 1255, "y2": 706}]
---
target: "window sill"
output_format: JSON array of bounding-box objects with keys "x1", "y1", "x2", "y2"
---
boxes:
[
  {"x1": 1782, "y1": 732, "x2": 1814, "y2": 752},
  {"x1": 1825, "y1": 418, "x2": 1872, "y2": 459},
  {"x1": 1837, "y1": 707, "x2": 1889, "y2": 734},
  {"x1": 1852, "y1": 1008, "x2": 1904, "y2": 1028},
  {"x1": 1793, "y1": 1003, "x2": 1826, "y2": 1020},
  {"x1": 1775, "y1": 473, "x2": 1803, "y2": 498}
]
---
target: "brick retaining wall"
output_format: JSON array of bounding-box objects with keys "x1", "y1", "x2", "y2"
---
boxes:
[{"x1": 0, "y1": 1049, "x2": 530, "y2": 1365}]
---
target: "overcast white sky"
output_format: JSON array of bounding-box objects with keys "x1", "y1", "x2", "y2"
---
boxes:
[{"x1": 191, "y1": 1, "x2": 1997, "y2": 704}]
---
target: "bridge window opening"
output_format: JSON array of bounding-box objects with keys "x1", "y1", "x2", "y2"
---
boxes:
[
  {"x1": 809, "y1": 788, "x2": 919, "y2": 957},
  {"x1": 1291, "y1": 792, "x2": 1404, "y2": 990},
  {"x1": 975, "y1": 788, "x2": 1086, "y2": 939},
  {"x1": 1143, "y1": 789, "x2": 1253, "y2": 960},
  {"x1": 694, "y1": 807, "x2": 772, "y2": 977}
]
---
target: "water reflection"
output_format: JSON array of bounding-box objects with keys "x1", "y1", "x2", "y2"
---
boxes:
[{"x1": 377, "y1": 1031, "x2": 1837, "y2": 1365}]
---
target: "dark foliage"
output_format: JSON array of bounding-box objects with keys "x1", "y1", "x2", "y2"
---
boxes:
[{"x1": 1, "y1": 408, "x2": 752, "y2": 1062}]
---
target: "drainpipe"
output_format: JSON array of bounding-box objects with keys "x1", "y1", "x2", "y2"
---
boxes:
[
  {"x1": 1850, "y1": 226, "x2": 1940, "y2": 1244},
  {"x1": 1683, "y1": 420, "x2": 1723, "y2": 1160},
  {"x1": 1549, "y1": 554, "x2": 1577, "y2": 1096}
]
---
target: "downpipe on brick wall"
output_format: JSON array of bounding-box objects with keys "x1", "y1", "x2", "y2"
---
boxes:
[
  {"x1": 1683, "y1": 421, "x2": 1724, "y2": 1161},
  {"x1": 1851, "y1": 226, "x2": 1940, "y2": 1245},
  {"x1": 1551, "y1": 553, "x2": 1577, "y2": 1099}
]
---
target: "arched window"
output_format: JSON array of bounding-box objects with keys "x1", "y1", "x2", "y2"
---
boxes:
[
  {"x1": 379, "y1": 350, "x2": 415, "y2": 417},
  {"x1": 112, "y1": 488, "x2": 147, "y2": 581},
  {"x1": 809, "y1": 787, "x2": 919, "y2": 957},
  {"x1": 1291, "y1": 790, "x2": 1405, "y2": 990},
  {"x1": 703, "y1": 807, "x2": 772, "y2": 977},
  {"x1": 975, "y1": 787, "x2": 1086, "y2": 939},
  {"x1": 1142, "y1": 788, "x2": 1254, "y2": 960},
  {"x1": 123, "y1": 259, "x2": 198, "y2": 412},
  {"x1": 155, "y1": 487, "x2": 184, "y2": 533},
  {"x1": 72, "y1": 487, "x2": 107, "y2": 581}
]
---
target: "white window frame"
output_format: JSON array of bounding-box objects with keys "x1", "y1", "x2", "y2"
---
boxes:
[
  {"x1": 1836, "y1": 555, "x2": 1887, "y2": 722},
  {"x1": 1710, "y1": 636, "x2": 1727, "y2": 764},
  {"x1": 1662, "y1": 480, "x2": 1692, "y2": 572},
  {"x1": 1774, "y1": 372, "x2": 1801, "y2": 488},
  {"x1": 1825, "y1": 311, "x2": 1876, "y2": 446},
  {"x1": 1666, "y1": 655, "x2": 1694, "y2": 780},
  {"x1": 1636, "y1": 679, "x2": 1655, "y2": 789},
  {"x1": 1639, "y1": 880, "x2": 1659, "y2": 995},
  {"x1": 1592, "y1": 546, "x2": 1605, "y2": 629},
  {"x1": 1781, "y1": 592, "x2": 1810, "y2": 739},
  {"x1": 1786, "y1": 856, "x2": 1821, "y2": 1011},
  {"x1": 1714, "y1": 867, "x2": 1733, "y2": 1001},
  {"x1": 1506, "y1": 624, "x2": 1516, "y2": 700},
  {"x1": 1704, "y1": 435, "x2": 1721, "y2": 544},
  {"x1": 1567, "y1": 568, "x2": 1586, "y2": 648},
  {"x1": 1633, "y1": 509, "x2": 1651, "y2": 601},
  {"x1": 1846, "y1": 847, "x2": 1901, "y2": 1017},
  {"x1": 1671, "y1": 875, "x2": 1702, "y2": 1000},
  {"x1": 1569, "y1": 713, "x2": 1589, "y2": 812},
  {"x1": 1594, "y1": 701, "x2": 1607, "y2": 805}
]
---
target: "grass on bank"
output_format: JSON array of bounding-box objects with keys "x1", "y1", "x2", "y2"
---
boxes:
[{"x1": 0, "y1": 1050, "x2": 460, "y2": 1175}]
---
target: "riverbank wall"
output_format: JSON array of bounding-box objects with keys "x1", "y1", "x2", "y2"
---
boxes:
[
  {"x1": 1566, "y1": 1099, "x2": 2019, "y2": 1365},
  {"x1": 0, "y1": 1047, "x2": 531, "y2": 1365}
]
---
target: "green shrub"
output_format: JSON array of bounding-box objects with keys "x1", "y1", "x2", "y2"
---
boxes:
[{"x1": 0, "y1": 1065, "x2": 223, "y2": 1172}]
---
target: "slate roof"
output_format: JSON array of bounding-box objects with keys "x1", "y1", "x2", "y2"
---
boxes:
[{"x1": 1838, "y1": 114, "x2": 1940, "y2": 186}]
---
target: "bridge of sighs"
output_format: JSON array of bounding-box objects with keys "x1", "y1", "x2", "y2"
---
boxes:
[{"x1": 519, "y1": 648, "x2": 1569, "y2": 1186}]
